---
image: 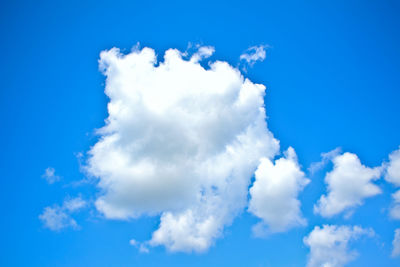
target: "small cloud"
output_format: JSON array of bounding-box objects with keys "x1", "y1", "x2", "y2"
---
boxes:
[
  {"x1": 39, "y1": 206, "x2": 78, "y2": 231},
  {"x1": 139, "y1": 244, "x2": 150, "y2": 253},
  {"x1": 389, "y1": 190, "x2": 400, "y2": 220},
  {"x1": 314, "y1": 152, "x2": 382, "y2": 218},
  {"x1": 63, "y1": 196, "x2": 87, "y2": 212},
  {"x1": 384, "y1": 146, "x2": 400, "y2": 187},
  {"x1": 41, "y1": 167, "x2": 61, "y2": 184},
  {"x1": 248, "y1": 147, "x2": 309, "y2": 235},
  {"x1": 392, "y1": 228, "x2": 400, "y2": 257},
  {"x1": 129, "y1": 239, "x2": 138, "y2": 246},
  {"x1": 190, "y1": 45, "x2": 215, "y2": 62},
  {"x1": 39, "y1": 196, "x2": 87, "y2": 231},
  {"x1": 304, "y1": 225, "x2": 375, "y2": 267},
  {"x1": 129, "y1": 239, "x2": 149, "y2": 253},
  {"x1": 240, "y1": 45, "x2": 268, "y2": 70}
]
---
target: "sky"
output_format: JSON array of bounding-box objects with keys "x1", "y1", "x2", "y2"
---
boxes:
[{"x1": 1, "y1": 0, "x2": 400, "y2": 266}]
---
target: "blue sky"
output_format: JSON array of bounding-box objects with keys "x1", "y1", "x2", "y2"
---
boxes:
[{"x1": 1, "y1": 0, "x2": 400, "y2": 266}]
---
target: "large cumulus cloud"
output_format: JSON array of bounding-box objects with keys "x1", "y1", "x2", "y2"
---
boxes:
[{"x1": 86, "y1": 46, "x2": 280, "y2": 252}]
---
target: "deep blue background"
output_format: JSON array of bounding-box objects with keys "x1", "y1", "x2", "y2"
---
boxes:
[{"x1": 1, "y1": 0, "x2": 399, "y2": 266}]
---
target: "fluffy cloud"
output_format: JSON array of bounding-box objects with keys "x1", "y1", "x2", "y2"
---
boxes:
[
  {"x1": 385, "y1": 147, "x2": 400, "y2": 186},
  {"x1": 39, "y1": 197, "x2": 86, "y2": 231},
  {"x1": 248, "y1": 147, "x2": 309, "y2": 235},
  {"x1": 392, "y1": 228, "x2": 400, "y2": 257},
  {"x1": 240, "y1": 45, "x2": 268, "y2": 67},
  {"x1": 41, "y1": 167, "x2": 61, "y2": 184},
  {"x1": 303, "y1": 225, "x2": 374, "y2": 267},
  {"x1": 87, "y1": 45, "x2": 280, "y2": 252},
  {"x1": 314, "y1": 152, "x2": 382, "y2": 217}
]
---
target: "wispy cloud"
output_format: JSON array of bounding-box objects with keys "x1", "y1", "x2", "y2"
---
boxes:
[
  {"x1": 308, "y1": 147, "x2": 342, "y2": 175},
  {"x1": 41, "y1": 167, "x2": 61, "y2": 184},
  {"x1": 240, "y1": 45, "x2": 268, "y2": 70},
  {"x1": 39, "y1": 196, "x2": 87, "y2": 231}
]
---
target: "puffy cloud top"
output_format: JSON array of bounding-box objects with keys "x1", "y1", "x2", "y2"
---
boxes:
[
  {"x1": 314, "y1": 152, "x2": 382, "y2": 218},
  {"x1": 248, "y1": 147, "x2": 309, "y2": 235},
  {"x1": 304, "y1": 225, "x2": 374, "y2": 267},
  {"x1": 87, "y1": 46, "x2": 279, "y2": 252}
]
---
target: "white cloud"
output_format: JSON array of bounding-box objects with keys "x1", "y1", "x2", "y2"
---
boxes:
[
  {"x1": 314, "y1": 152, "x2": 382, "y2": 218},
  {"x1": 308, "y1": 147, "x2": 342, "y2": 175},
  {"x1": 389, "y1": 190, "x2": 400, "y2": 220},
  {"x1": 240, "y1": 45, "x2": 268, "y2": 67},
  {"x1": 41, "y1": 167, "x2": 60, "y2": 184},
  {"x1": 248, "y1": 147, "x2": 309, "y2": 235},
  {"x1": 392, "y1": 228, "x2": 400, "y2": 257},
  {"x1": 190, "y1": 45, "x2": 215, "y2": 62},
  {"x1": 303, "y1": 225, "x2": 374, "y2": 267},
  {"x1": 39, "y1": 197, "x2": 86, "y2": 231},
  {"x1": 87, "y1": 45, "x2": 280, "y2": 252},
  {"x1": 385, "y1": 146, "x2": 400, "y2": 187}
]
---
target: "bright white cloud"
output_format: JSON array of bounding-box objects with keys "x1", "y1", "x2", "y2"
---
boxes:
[
  {"x1": 392, "y1": 228, "x2": 400, "y2": 257},
  {"x1": 303, "y1": 225, "x2": 374, "y2": 267},
  {"x1": 39, "y1": 197, "x2": 86, "y2": 231},
  {"x1": 240, "y1": 45, "x2": 268, "y2": 67},
  {"x1": 87, "y1": 45, "x2": 280, "y2": 252},
  {"x1": 248, "y1": 147, "x2": 309, "y2": 235},
  {"x1": 385, "y1": 146, "x2": 400, "y2": 187},
  {"x1": 314, "y1": 152, "x2": 382, "y2": 217},
  {"x1": 42, "y1": 167, "x2": 60, "y2": 184}
]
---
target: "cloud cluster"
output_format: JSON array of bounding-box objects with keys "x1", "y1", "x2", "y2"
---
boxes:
[
  {"x1": 87, "y1": 45, "x2": 280, "y2": 252},
  {"x1": 83, "y1": 44, "x2": 399, "y2": 257},
  {"x1": 39, "y1": 197, "x2": 86, "y2": 231},
  {"x1": 303, "y1": 225, "x2": 374, "y2": 267},
  {"x1": 248, "y1": 147, "x2": 309, "y2": 235},
  {"x1": 314, "y1": 152, "x2": 382, "y2": 217}
]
